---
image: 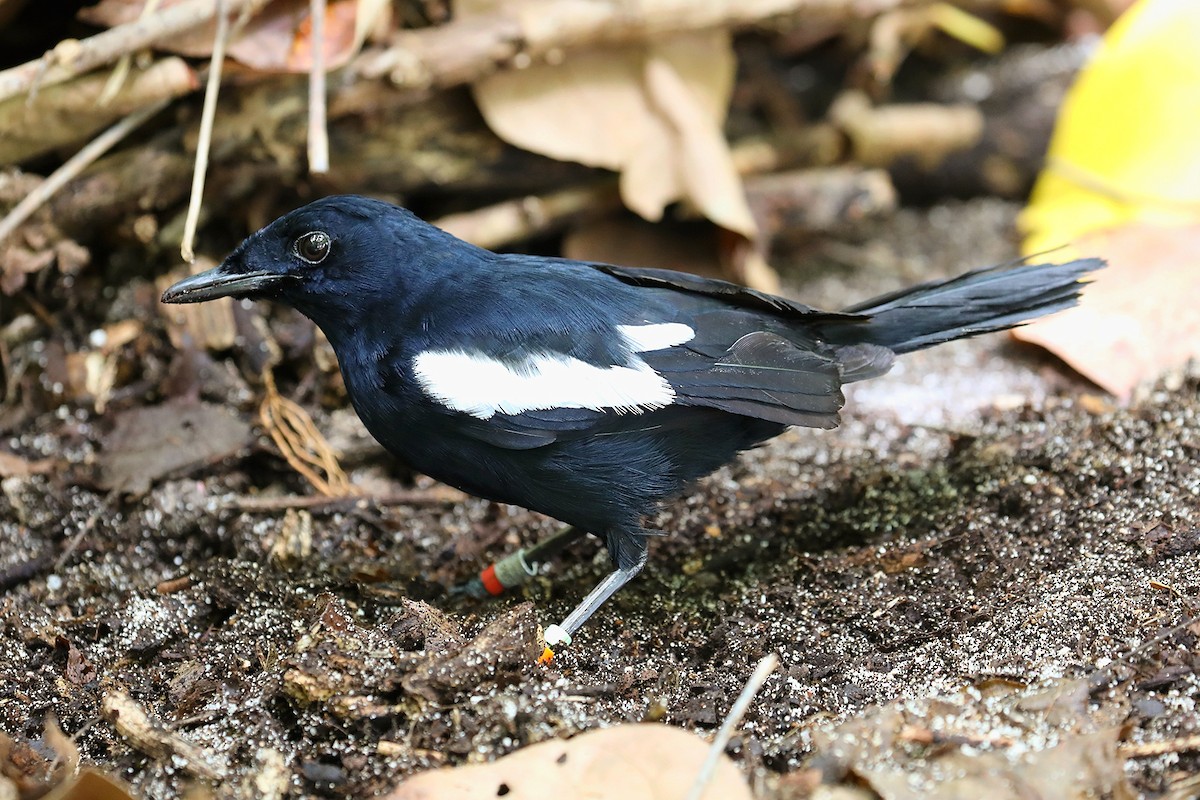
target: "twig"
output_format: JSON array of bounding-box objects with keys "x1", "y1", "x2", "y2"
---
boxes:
[
  {"x1": 102, "y1": 689, "x2": 226, "y2": 781},
  {"x1": 686, "y1": 652, "x2": 779, "y2": 800},
  {"x1": 0, "y1": 553, "x2": 55, "y2": 593},
  {"x1": 54, "y1": 504, "x2": 104, "y2": 573},
  {"x1": 0, "y1": 99, "x2": 168, "y2": 245},
  {"x1": 0, "y1": 0, "x2": 267, "y2": 105},
  {"x1": 1091, "y1": 613, "x2": 1200, "y2": 688},
  {"x1": 223, "y1": 486, "x2": 464, "y2": 513},
  {"x1": 308, "y1": 0, "x2": 329, "y2": 174},
  {"x1": 434, "y1": 184, "x2": 619, "y2": 249},
  {"x1": 180, "y1": 0, "x2": 231, "y2": 263},
  {"x1": 100, "y1": 0, "x2": 165, "y2": 105},
  {"x1": 1119, "y1": 734, "x2": 1200, "y2": 758},
  {"x1": 353, "y1": 0, "x2": 900, "y2": 90}
]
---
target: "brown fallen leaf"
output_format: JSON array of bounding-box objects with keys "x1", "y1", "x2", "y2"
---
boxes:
[
  {"x1": 564, "y1": 216, "x2": 725, "y2": 279},
  {"x1": 1013, "y1": 223, "x2": 1200, "y2": 400},
  {"x1": 96, "y1": 398, "x2": 253, "y2": 495},
  {"x1": 0, "y1": 718, "x2": 79, "y2": 797},
  {"x1": 386, "y1": 598, "x2": 466, "y2": 653},
  {"x1": 0, "y1": 229, "x2": 90, "y2": 296},
  {"x1": 43, "y1": 768, "x2": 138, "y2": 800},
  {"x1": 806, "y1": 677, "x2": 1135, "y2": 800},
  {"x1": 79, "y1": 0, "x2": 363, "y2": 72},
  {"x1": 384, "y1": 724, "x2": 753, "y2": 800}
]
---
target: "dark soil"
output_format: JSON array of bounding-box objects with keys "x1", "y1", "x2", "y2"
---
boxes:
[{"x1": 2, "y1": 199, "x2": 1198, "y2": 799}]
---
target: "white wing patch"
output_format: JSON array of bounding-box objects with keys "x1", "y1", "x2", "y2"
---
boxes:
[
  {"x1": 618, "y1": 322, "x2": 694, "y2": 352},
  {"x1": 413, "y1": 350, "x2": 676, "y2": 420}
]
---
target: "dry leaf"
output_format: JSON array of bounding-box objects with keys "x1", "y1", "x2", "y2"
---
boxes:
[
  {"x1": 857, "y1": 729, "x2": 1132, "y2": 800},
  {"x1": 230, "y1": 0, "x2": 359, "y2": 72},
  {"x1": 564, "y1": 215, "x2": 782, "y2": 292},
  {"x1": 79, "y1": 0, "x2": 362, "y2": 73},
  {"x1": 0, "y1": 230, "x2": 91, "y2": 296},
  {"x1": 385, "y1": 724, "x2": 753, "y2": 800},
  {"x1": 463, "y1": 0, "x2": 755, "y2": 238},
  {"x1": 97, "y1": 398, "x2": 253, "y2": 495},
  {"x1": 43, "y1": 768, "x2": 138, "y2": 800},
  {"x1": 808, "y1": 677, "x2": 1134, "y2": 800},
  {"x1": 0, "y1": 718, "x2": 84, "y2": 798},
  {"x1": 401, "y1": 603, "x2": 539, "y2": 701},
  {"x1": 1021, "y1": 0, "x2": 1200, "y2": 253},
  {"x1": 1017, "y1": 0, "x2": 1200, "y2": 397},
  {"x1": 1013, "y1": 223, "x2": 1200, "y2": 399}
]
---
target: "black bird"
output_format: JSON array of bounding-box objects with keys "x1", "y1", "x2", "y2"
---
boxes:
[{"x1": 162, "y1": 195, "x2": 1101, "y2": 654}]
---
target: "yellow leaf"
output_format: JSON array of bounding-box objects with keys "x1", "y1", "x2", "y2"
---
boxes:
[
  {"x1": 1020, "y1": 0, "x2": 1200, "y2": 255},
  {"x1": 1018, "y1": 0, "x2": 1200, "y2": 397}
]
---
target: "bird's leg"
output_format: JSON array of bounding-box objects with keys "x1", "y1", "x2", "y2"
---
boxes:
[
  {"x1": 451, "y1": 526, "x2": 588, "y2": 598},
  {"x1": 542, "y1": 547, "x2": 648, "y2": 654}
]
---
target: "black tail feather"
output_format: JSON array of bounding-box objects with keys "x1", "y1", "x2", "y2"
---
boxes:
[{"x1": 823, "y1": 258, "x2": 1104, "y2": 355}]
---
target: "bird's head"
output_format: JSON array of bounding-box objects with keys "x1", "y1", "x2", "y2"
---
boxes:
[{"x1": 161, "y1": 195, "x2": 457, "y2": 334}]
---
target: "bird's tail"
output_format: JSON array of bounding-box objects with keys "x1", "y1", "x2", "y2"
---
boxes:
[{"x1": 820, "y1": 257, "x2": 1104, "y2": 355}]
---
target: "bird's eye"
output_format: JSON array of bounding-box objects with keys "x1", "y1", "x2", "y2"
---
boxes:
[{"x1": 293, "y1": 231, "x2": 331, "y2": 264}]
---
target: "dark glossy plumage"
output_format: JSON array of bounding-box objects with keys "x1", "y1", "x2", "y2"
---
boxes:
[{"x1": 162, "y1": 195, "x2": 1102, "y2": 648}]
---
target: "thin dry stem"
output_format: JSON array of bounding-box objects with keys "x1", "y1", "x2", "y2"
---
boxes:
[
  {"x1": 686, "y1": 652, "x2": 779, "y2": 800},
  {"x1": 180, "y1": 0, "x2": 230, "y2": 264},
  {"x1": 99, "y1": 0, "x2": 165, "y2": 105},
  {"x1": 1119, "y1": 734, "x2": 1200, "y2": 758},
  {"x1": 308, "y1": 0, "x2": 330, "y2": 174}
]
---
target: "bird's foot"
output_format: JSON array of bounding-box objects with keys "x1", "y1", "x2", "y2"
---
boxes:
[
  {"x1": 535, "y1": 564, "x2": 641, "y2": 662},
  {"x1": 538, "y1": 624, "x2": 573, "y2": 665}
]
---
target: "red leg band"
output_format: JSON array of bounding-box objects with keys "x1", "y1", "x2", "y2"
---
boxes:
[{"x1": 479, "y1": 564, "x2": 505, "y2": 596}]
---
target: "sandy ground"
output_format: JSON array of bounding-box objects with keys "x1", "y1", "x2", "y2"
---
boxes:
[{"x1": 1, "y1": 199, "x2": 1197, "y2": 799}]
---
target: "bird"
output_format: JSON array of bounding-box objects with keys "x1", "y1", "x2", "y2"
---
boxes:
[{"x1": 161, "y1": 195, "x2": 1102, "y2": 657}]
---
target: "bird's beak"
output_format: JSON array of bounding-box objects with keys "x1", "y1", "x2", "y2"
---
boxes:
[{"x1": 160, "y1": 263, "x2": 291, "y2": 304}]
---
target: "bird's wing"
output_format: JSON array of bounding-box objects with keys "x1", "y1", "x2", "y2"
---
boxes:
[
  {"x1": 409, "y1": 311, "x2": 861, "y2": 449},
  {"x1": 591, "y1": 262, "x2": 864, "y2": 324},
  {"x1": 643, "y1": 329, "x2": 848, "y2": 429}
]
